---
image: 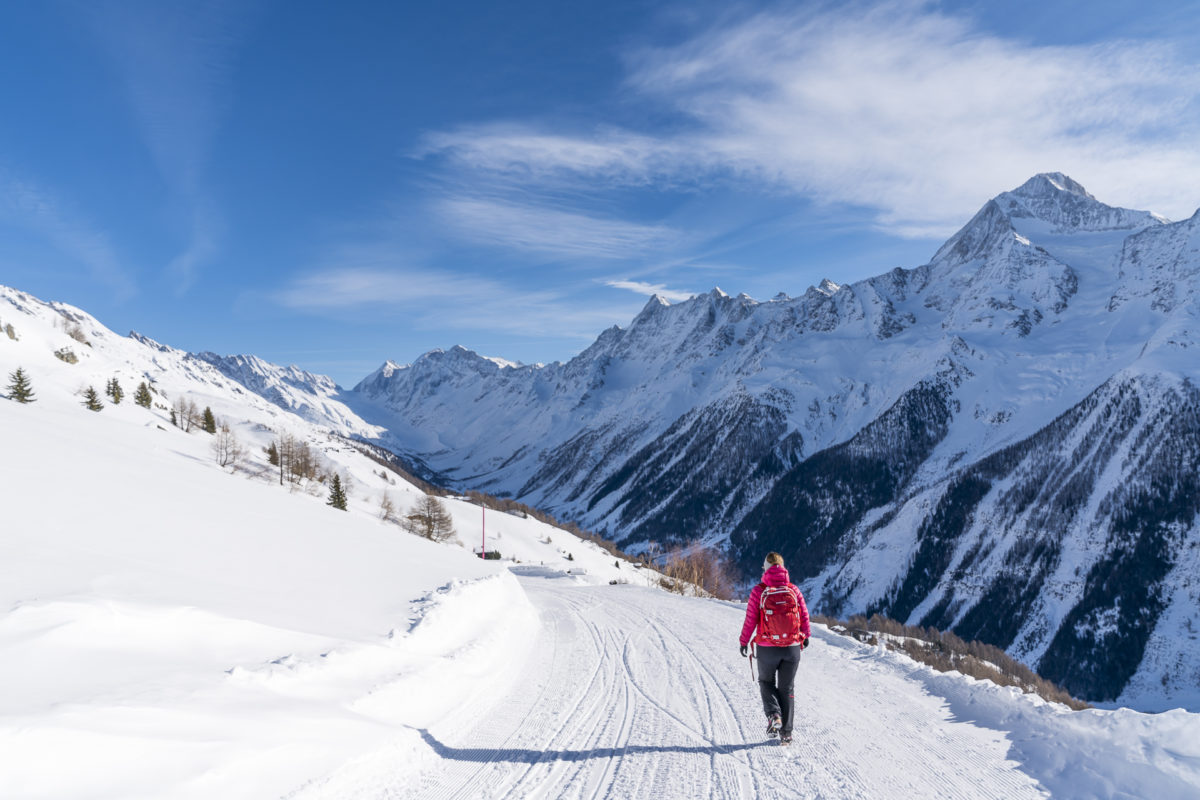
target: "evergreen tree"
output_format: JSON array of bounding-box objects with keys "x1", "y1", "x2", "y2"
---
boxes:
[
  {"x1": 82, "y1": 386, "x2": 103, "y2": 411},
  {"x1": 265, "y1": 441, "x2": 279, "y2": 466},
  {"x1": 327, "y1": 474, "x2": 348, "y2": 510},
  {"x1": 134, "y1": 381, "x2": 153, "y2": 408},
  {"x1": 6, "y1": 367, "x2": 35, "y2": 403},
  {"x1": 202, "y1": 406, "x2": 217, "y2": 434},
  {"x1": 107, "y1": 378, "x2": 124, "y2": 404},
  {"x1": 170, "y1": 407, "x2": 178, "y2": 426}
]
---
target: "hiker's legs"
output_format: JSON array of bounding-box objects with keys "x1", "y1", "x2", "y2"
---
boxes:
[
  {"x1": 756, "y1": 646, "x2": 785, "y2": 718},
  {"x1": 776, "y1": 647, "x2": 801, "y2": 734}
]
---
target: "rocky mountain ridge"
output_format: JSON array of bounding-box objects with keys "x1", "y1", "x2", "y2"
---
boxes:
[{"x1": 334, "y1": 173, "x2": 1200, "y2": 707}]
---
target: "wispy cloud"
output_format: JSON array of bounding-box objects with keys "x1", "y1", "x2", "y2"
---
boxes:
[
  {"x1": 423, "y1": 2, "x2": 1200, "y2": 235},
  {"x1": 420, "y1": 125, "x2": 691, "y2": 188},
  {"x1": 439, "y1": 196, "x2": 682, "y2": 260},
  {"x1": 605, "y1": 279, "x2": 695, "y2": 302},
  {"x1": 275, "y1": 264, "x2": 640, "y2": 343},
  {"x1": 0, "y1": 173, "x2": 135, "y2": 298},
  {"x1": 85, "y1": 0, "x2": 256, "y2": 289}
]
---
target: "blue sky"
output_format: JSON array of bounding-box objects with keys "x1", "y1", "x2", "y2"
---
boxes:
[{"x1": 2, "y1": 0, "x2": 1199, "y2": 386}]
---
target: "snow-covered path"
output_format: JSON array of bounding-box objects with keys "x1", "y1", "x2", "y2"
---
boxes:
[{"x1": 298, "y1": 571, "x2": 1096, "y2": 799}]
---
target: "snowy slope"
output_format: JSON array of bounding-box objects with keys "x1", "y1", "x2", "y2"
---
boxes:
[
  {"x1": 0, "y1": 285, "x2": 650, "y2": 587},
  {"x1": 3, "y1": 280, "x2": 1200, "y2": 799},
  {"x1": 337, "y1": 174, "x2": 1200, "y2": 709},
  {"x1": 0, "y1": 291, "x2": 661, "y2": 798}
]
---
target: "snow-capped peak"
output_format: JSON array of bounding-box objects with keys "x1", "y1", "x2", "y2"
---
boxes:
[
  {"x1": 994, "y1": 173, "x2": 1163, "y2": 234},
  {"x1": 1011, "y1": 172, "x2": 1095, "y2": 201}
]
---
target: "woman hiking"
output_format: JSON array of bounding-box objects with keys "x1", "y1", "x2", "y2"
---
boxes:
[{"x1": 739, "y1": 552, "x2": 811, "y2": 745}]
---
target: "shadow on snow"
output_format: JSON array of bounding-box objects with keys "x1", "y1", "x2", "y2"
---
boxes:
[{"x1": 418, "y1": 728, "x2": 772, "y2": 763}]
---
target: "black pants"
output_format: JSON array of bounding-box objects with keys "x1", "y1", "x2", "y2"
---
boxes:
[{"x1": 756, "y1": 644, "x2": 801, "y2": 734}]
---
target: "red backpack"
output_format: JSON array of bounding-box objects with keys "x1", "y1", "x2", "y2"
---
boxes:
[{"x1": 759, "y1": 585, "x2": 803, "y2": 645}]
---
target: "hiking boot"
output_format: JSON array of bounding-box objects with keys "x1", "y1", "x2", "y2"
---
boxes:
[
  {"x1": 766, "y1": 714, "x2": 782, "y2": 736},
  {"x1": 779, "y1": 731, "x2": 793, "y2": 746}
]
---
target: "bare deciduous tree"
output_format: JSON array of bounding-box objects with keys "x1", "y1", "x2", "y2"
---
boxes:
[
  {"x1": 212, "y1": 422, "x2": 243, "y2": 468},
  {"x1": 379, "y1": 491, "x2": 396, "y2": 522},
  {"x1": 173, "y1": 397, "x2": 201, "y2": 432},
  {"x1": 658, "y1": 542, "x2": 736, "y2": 600},
  {"x1": 403, "y1": 495, "x2": 458, "y2": 543}
]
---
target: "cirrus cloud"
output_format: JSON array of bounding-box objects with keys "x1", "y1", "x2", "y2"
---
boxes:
[{"x1": 423, "y1": 2, "x2": 1200, "y2": 237}]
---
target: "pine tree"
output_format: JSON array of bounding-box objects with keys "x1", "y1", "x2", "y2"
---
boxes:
[
  {"x1": 6, "y1": 367, "x2": 35, "y2": 403},
  {"x1": 107, "y1": 378, "x2": 124, "y2": 404},
  {"x1": 82, "y1": 386, "x2": 103, "y2": 411},
  {"x1": 134, "y1": 381, "x2": 153, "y2": 408},
  {"x1": 327, "y1": 474, "x2": 348, "y2": 510},
  {"x1": 265, "y1": 441, "x2": 279, "y2": 466},
  {"x1": 202, "y1": 406, "x2": 216, "y2": 434},
  {"x1": 170, "y1": 407, "x2": 178, "y2": 426}
]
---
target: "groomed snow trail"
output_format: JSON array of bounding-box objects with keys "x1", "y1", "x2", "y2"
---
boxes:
[{"x1": 301, "y1": 571, "x2": 1049, "y2": 800}]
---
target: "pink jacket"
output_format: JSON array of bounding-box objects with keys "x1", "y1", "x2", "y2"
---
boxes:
[{"x1": 739, "y1": 564, "x2": 811, "y2": 647}]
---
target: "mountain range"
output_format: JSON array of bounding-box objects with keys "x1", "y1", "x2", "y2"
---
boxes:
[{"x1": 7, "y1": 173, "x2": 1198, "y2": 709}]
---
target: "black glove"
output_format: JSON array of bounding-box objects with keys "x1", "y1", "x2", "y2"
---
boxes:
[
  {"x1": 799, "y1": 637, "x2": 810, "y2": 650},
  {"x1": 740, "y1": 645, "x2": 748, "y2": 657}
]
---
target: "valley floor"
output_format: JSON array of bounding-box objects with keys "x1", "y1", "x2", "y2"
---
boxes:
[{"x1": 293, "y1": 572, "x2": 1200, "y2": 800}]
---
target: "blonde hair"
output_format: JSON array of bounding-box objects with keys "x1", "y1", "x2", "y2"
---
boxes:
[{"x1": 763, "y1": 552, "x2": 784, "y2": 570}]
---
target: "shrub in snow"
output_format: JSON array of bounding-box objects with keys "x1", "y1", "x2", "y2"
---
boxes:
[
  {"x1": 65, "y1": 322, "x2": 89, "y2": 345},
  {"x1": 813, "y1": 612, "x2": 1090, "y2": 710},
  {"x1": 657, "y1": 542, "x2": 737, "y2": 600}
]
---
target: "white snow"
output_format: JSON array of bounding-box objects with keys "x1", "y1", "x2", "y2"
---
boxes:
[{"x1": 2, "y1": 283, "x2": 1199, "y2": 798}]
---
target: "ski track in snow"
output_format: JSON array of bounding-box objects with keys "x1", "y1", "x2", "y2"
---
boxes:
[{"x1": 296, "y1": 577, "x2": 1051, "y2": 799}]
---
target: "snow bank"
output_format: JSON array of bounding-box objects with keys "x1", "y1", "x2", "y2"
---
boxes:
[
  {"x1": 0, "y1": 366, "x2": 536, "y2": 798},
  {"x1": 814, "y1": 625, "x2": 1200, "y2": 799}
]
